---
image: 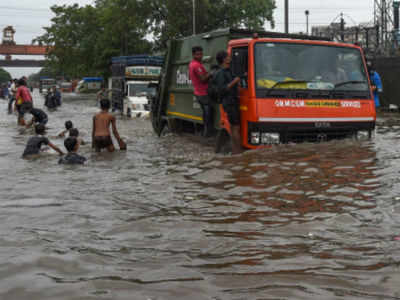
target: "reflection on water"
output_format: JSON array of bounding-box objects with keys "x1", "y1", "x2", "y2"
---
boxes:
[{"x1": 1, "y1": 92, "x2": 400, "y2": 299}]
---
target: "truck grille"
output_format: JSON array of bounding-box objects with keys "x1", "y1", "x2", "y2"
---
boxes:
[{"x1": 248, "y1": 121, "x2": 375, "y2": 144}]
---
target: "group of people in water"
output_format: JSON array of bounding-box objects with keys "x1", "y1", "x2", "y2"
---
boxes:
[
  {"x1": 4, "y1": 77, "x2": 126, "y2": 165},
  {"x1": 189, "y1": 46, "x2": 243, "y2": 154}
]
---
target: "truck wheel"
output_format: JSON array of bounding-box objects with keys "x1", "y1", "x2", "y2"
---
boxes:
[
  {"x1": 215, "y1": 129, "x2": 232, "y2": 154},
  {"x1": 150, "y1": 111, "x2": 166, "y2": 136}
]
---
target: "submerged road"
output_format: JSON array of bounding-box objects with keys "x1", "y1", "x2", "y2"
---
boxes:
[{"x1": 1, "y1": 90, "x2": 400, "y2": 299}]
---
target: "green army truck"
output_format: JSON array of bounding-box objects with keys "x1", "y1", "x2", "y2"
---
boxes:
[{"x1": 151, "y1": 28, "x2": 374, "y2": 151}]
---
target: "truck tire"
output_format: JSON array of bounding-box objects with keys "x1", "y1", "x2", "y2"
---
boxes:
[{"x1": 150, "y1": 97, "x2": 166, "y2": 136}]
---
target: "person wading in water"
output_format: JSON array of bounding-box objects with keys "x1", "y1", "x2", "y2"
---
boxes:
[
  {"x1": 92, "y1": 99, "x2": 126, "y2": 152},
  {"x1": 214, "y1": 50, "x2": 243, "y2": 154},
  {"x1": 15, "y1": 78, "x2": 33, "y2": 126}
]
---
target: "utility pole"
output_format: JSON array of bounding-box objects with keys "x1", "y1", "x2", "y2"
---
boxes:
[
  {"x1": 285, "y1": 0, "x2": 289, "y2": 33},
  {"x1": 394, "y1": 1, "x2": 400, "y2": 46},
  {"x1": 374, "y1": 0, "x2": 395, "y2": 54},
  {"x1": 193, "y1": 0, "x2": 196, "y2": 35},
  {"x1": 394, "y1": 1, "x2": 400, "y2": 30},
  {"x1": 305, "y1": 10, "x2": 310, "y2": 35},
  {"x1": 340, "y1": 13, "x2": 345, "y2": 42}
]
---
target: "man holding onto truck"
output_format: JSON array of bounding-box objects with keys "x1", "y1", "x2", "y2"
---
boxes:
[
  {"x1": 215, "y1": 50, "x2": 242, "y2": 154},
  {"x1": 367, "y1": 61, "x2": 383, "y2": 108},
  {"x1": 189, "y1": 46, "x2": 213, "y2": 137}
]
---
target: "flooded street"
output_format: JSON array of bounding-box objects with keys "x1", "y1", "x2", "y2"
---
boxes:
[{"x1": 1, "y1": 91, "x2": 400, "y2": 300}]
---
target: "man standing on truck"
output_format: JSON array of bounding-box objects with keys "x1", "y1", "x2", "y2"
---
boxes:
[
  {"x1": 367, "y1": 61, "x2": 383, "y2": 108},
  {"x1": 189, "y1": 46, "x2": 213, "y2": 137},
  {"x1": 215, "y1": 50, "x2": 242, "y2": 154}
]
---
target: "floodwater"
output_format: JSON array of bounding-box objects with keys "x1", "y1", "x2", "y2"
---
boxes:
[{"x1": 1, "y1": 91, "x2": 400, "y2": 300}]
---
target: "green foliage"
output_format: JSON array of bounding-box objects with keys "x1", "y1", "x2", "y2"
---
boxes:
[
  {"x1": 35, "y1": 0, "x2": 276, "y2": 78},
  {"x1": 0, "y1": 68, "x2": 11, "y2": 83},
  {"x1": 35, "y1": 2, "x2": 152, "y2": 79},
  {"x1": 147, "y1": 0, "x2": 276, "y2": 48}
]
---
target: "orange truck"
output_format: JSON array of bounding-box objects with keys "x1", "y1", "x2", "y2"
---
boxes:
[{"x1": 151, "y1": 28, "x2": 375, "y2": 151}]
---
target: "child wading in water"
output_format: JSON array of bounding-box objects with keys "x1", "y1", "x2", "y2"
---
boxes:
[
  {"x1": 92, "y1": 99, "x2": 126, "y2": 152},
  {"x1": 69, "y1": 128, "x2": 86, "y2": 145},
  {"x1": 58, "y1": 120, "x2": 73, "y2": 137},
  {"x1": 22, "y1": 124, "x2": 64, "y2": 158},
  {"x1": 25, "y1": 106, "x2": 48, "y2": 128},
  {"x1": 58, "y1": 136, "x2": 86, "y2": 165}
]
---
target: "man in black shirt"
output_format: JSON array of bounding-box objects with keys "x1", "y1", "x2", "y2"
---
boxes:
[
  {"x1": 22, "y1": 124, "x2": 64, "y2": 158},
  {"x1": 45, "y1": 89, "x2": 57, "y2": 110},
  {"x1": 215, "y1": 50, "x2": 242, "y2": 154},
  {"x1": 26, "y1": 107, "x2": 48, "y2": 128},
  {"x1": 58, "y1": 137, "x2": 86, "y2": 165}
]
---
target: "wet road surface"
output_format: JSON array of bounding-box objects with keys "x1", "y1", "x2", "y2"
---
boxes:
[{"x1": 1, "y1": 91, "x2": 400, "y2": 299}]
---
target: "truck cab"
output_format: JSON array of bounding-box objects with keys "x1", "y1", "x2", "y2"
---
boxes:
[
  {"x1": 151, "y1": 28, "x2": 375, "y2": 151},
  {"x1": 228, "y1": 37, "x2": 374, "y2": 148},
  {"x1": 124, "y1": 80, "x2": 157, "y2": 117},
  {"x1": 39, "y1": 77, "x2": 56, "y2": 94},
  {"x1": 110, "y1": 55, "x2": 163, "y2": 117}
]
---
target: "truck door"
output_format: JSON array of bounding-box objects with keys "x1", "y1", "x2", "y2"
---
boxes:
[
  {"x1": 231, "y1": 47, "x2": 248, "y2": 88},
  {"x1": 231, "y1": 47, "x2": 250, "y2": 132}
]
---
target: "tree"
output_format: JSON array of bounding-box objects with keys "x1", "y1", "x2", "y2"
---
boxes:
[
  {"x1": 147, "y1": 0, "x2": 276, "y2": 49},
  {"x1": 35, "y1": 1, "x2": 152, "y2": 79},
  {"x1": 34, "y1": 0, "x2": 276, "y2": 77},
  {"x1": 94, "y1": 0, "x2": 152, "y2": 76},
  {"x1": 34, "y1": 4, "x2": 103, "y2": 78},
  {"x1": 0, "y1": 68, "x2": 11, "y2": 83}
]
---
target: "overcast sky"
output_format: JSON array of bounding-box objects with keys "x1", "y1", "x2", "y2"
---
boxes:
[
  {"x1": 271, "y1": 0, "x2": 374, "y2": 33},
  {"x1": 1, "y1": 0, "x2": 375, "y2": 78}
]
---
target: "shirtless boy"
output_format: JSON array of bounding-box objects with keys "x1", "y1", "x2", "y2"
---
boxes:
[{"x1": 92, "y1": 99, "x2": 126, "y2": 152}]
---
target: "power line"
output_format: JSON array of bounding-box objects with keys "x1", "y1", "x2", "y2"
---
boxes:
[
  {"x1": 288, "y1": 7, "x2": 372, "y2": 10},
  {"x1": 0, "y1": 5, "x2": 50, "y2": 12}
]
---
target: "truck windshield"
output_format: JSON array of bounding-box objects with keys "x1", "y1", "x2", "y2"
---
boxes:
[
  {"x1": 254, "y1": 42, "x2": 369, "y2": 92},
  {"x1": 128, "y1": 83, "x2": 156, "y2": 97}
]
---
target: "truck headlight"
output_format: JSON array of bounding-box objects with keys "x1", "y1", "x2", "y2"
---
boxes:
[
  {"x1": 251, "y1": 132, "x2": 260, "y2": 144},
  {"x1": 261, "y1": 132, "x2": 280, "y2": 144}
]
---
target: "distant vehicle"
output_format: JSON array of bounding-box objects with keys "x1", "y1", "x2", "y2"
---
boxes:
[
  {"x1": 124, "y1": 80, "x2": 158, "y2": 117},
  {"x1": 151, "y1": 28, "x2": 376, "y2": 152},
  {"x1": 110, "y1": 55, "x2": 163, "y2": 117},
  {"x1": 76, "y1": 77, "x2": 103, "y2": 93},
  {"x1": 59, "y1": 81, "x2": 73, "y2": 93},
  {"x1": 39, "y1": 77, "x2": 56, "y2": 94}
]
